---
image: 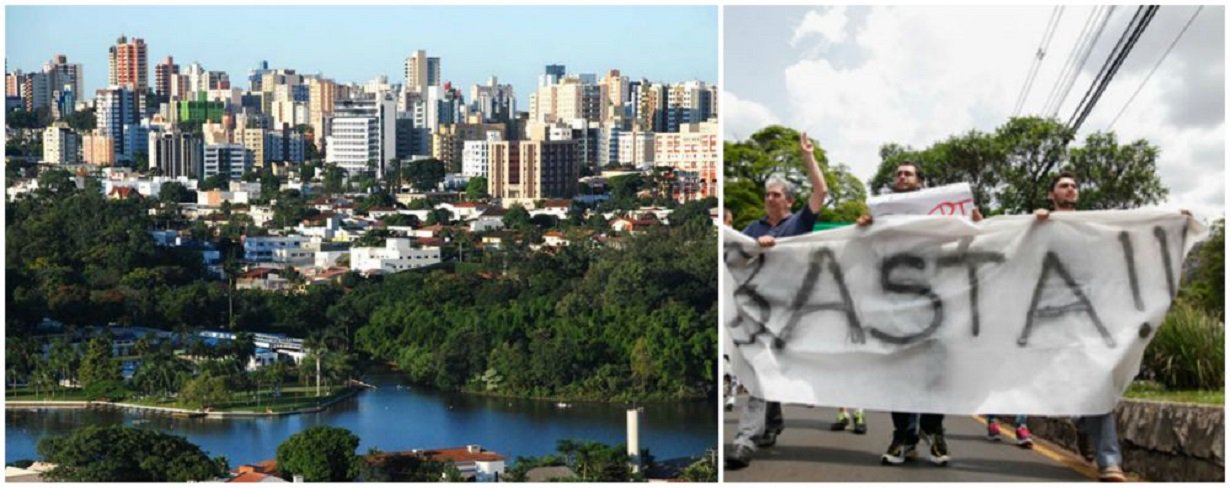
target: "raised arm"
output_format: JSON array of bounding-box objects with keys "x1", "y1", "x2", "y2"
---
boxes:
[{"x1": 800, "y1": 132, "x2": 828, "y2": 214}]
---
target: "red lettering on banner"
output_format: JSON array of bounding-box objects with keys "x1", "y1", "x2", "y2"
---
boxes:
[{"x1": 929, "y1": 198, "x2": 974, "y2": 216}]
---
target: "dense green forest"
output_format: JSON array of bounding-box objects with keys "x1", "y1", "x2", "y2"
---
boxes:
[{"x1": 6, "y1": 170, "x2": 718, "y2": 401}]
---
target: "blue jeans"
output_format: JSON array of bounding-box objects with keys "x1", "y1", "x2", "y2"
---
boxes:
[{"x1": 1077, "y1": 413, "x2": 1122, "y2": 469}]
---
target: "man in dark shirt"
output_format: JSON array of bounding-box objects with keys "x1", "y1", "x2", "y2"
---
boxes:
[{"x1": 726, "y1": 132, "x2": 827, "y2": 470}]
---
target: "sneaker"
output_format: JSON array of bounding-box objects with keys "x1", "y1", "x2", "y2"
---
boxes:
[
  {"x1": 725, "y1": 444, "x2": 753, "y2": 470},
  {"x1": 986, "y1": 421, "x2": 1002, "y2": 441},
  {"x1": 880, "y1": 439, "x2": 916, "y2": 465},
  {"x1": 829, "y1": 413, "x2": 850, "y2": 431},
  {"x1": 1098, "y1": 465, "x2": 1126, "y2": 482},
  {"x1": 751, "y1": 427, "x2": 780, "y2": 448},
  {"x1": 853, "y1": 410, "x2": 867, "y2": 435},
  {"x1": 926, "y1": 432, "x2": 950, "y2": 466},
  {"x1": 1015, "y1": 425, "x2": 1034, "y2": 448}
]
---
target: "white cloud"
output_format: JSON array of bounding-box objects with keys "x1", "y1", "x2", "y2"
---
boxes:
[
  {"x1": 790, "y1": 7, "x2": 849, "y2": 48},
  {"x1": 721, "y1": 90, "x2": 780, "y2": 141},
  {"x1": 766, "y1": 5, "x2": 1223, "y2": 222}
]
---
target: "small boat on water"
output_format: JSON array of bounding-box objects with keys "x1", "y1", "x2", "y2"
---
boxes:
[{"x1": 555, "y1": 402, "x2": 572, "y2": 409}]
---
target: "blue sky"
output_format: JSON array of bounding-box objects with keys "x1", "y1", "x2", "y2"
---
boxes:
[{"x1": 6, "y1": 5, "x2": 717, "y2": 98}]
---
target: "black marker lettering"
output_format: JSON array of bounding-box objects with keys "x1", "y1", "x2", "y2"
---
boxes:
[
  {"x1": 1019, "y1": 252, "x2": 1116, "y2": 348},
  {"x1": 1118, "y1": 231, "x2": 1144, "y2": 311},
  {"x1": 774, "y1": 247, "x2": 865, "y2": 348},
  {"x1": 868, "y1": 253, "x2": 944, "y2": 345},
  {"x1": 938, "y1": 238, "x2": 1005, "y2": 337},
  {"x1": 1154, "y1": 226, "x2": 1176, "y2": 298}
]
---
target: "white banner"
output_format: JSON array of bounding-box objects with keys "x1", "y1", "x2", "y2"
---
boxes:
[
  {"x1": 868, "y1": 183, "x2": 976, "y2": 218},
  {"x1": 722, "y1": 209, "x2": 1206, "y2": 415}
]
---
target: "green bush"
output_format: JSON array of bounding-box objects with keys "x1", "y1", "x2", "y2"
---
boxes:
[
  {"x1": 82, "y1": 379, "x2": 128, "y2": 401},
  {"x1": 1142, "y1": 298, "x2": 1225, "y2": 390}
]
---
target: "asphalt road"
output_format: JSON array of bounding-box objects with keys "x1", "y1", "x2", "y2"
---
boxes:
[{"x1": 723, "y1": 398, "x2": 1105, "y2": 482}]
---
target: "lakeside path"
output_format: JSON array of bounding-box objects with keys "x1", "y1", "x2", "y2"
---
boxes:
[{"x1": 5, "y1": 388, "x2": 361, "y2": 418}]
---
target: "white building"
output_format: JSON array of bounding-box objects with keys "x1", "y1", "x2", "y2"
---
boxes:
[
  {"x1": 42, "y1": 124, "x2": 80, "y2": 164},
  {"x1": 350, "y1": 238, "x2": 441, "y2": 274},
  {"x1": 325, "y1": 95, "x2": 397, "y2": 178},
  {"x1": 461, "y1": 130, "x2": 503, "y2": 178},
  {"x1": 244, "y1": 235, "x2": 310, "y2": 262}
]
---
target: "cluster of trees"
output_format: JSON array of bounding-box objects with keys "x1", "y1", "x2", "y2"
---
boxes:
[
  {"x1": 868, "y1": 117, "x2": 1168, "y2": 215},
  {"x1": 724, "y1": 125, "x2": 868, "y2": 229},
  {"x1": 36, "y1": 425, "x2": 229, "y2": 482},
  {"x1": 341, "y1": 208, "x2": 716, "y2": 400},
  {"x1": 723, "y1": 118, "x2": 1171, "y2": 229}
]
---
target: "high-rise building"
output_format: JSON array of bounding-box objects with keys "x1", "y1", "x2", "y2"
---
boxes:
[
  {"x1": 82, "y1": 133, "x2": 116, "y2": 166},
  {"x1": 43, "y1": 54, "x2": 83, "y2": 102},
  {"x1": 325, "y1": 94, "x2": 397, "y2": 177},
  {"x1": 540, "y1": 64, "x2": 566, "y2": 88},
  {"x1": 19, "y1": 72, "x2": 50, "y2": 112},
  {"x1": 529, "y1": 76, "x2": 601, "y2": 124},
  {"x1": 653, "y1": 121, "x2": 717, "y2": 200},
  {"x1": 488, "y1": 139, "x2": 579, "y2": 202},
  {"x1": 631, "y1": 81, "x2": 667, "y2": 132},
  {"x1": 461, "y1": 130, "x2": 503, "y2": 178},
  {"x1": 203, "y1": 143, "x2": 251, "y2": 180},
  {"x1": 307, "y1": 77, "x2": 337, "y2": 149},
  {"x1": 96, "y1": 86, "x2": 139, "y2": 162},
  {"x1": 42, "y1": 124, "x2": 80, "y2": 165},
  {"x1": 470, "y1": 77, "x2": 515, "y2": 123},
  {"x1": 149, "y1": 130, "x2": 203, "y2": 178},
  {"x1": 666, "y1": 80, "x2": 714, "y2": 133},
  {"x1": 432, "y1": 121, "x2": 506, "y2": 170},
  {"x1": 154, "y1": 56, "x2": 180, "y2": 102},
  {"x1": 600, "y1": 69, "x2": 629, "y2": 127},
  {"x1": 108, "y1": 35, "x2": 148, "y2": 91},
  {"x1": 404, "y1": 50, "x2": 440, "y2": 96}
]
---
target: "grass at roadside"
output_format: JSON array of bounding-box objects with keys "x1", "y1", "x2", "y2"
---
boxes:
[{"x1": 1125, "y1": 381, "x2": 1223, "y2": 406}]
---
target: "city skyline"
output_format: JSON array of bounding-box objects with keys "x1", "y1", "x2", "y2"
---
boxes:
[{"x1": 6, "y1": 5, "x2": 718, "y2": 99}]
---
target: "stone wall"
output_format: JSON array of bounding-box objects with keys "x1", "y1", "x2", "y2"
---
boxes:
[{"x1": 1027, "y1": 400, "x2": 1224, "y2": 482}]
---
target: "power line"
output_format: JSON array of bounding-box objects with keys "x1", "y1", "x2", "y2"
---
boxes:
[
  {"x1": 1067, "y1": 5, "x2": 1159, "y2": 134},
  {"x1": 1042, "y1": 6, "x2": 1115, "y2": 117},
  {"x1": 1106, "y1": 6, "x2": 1204, "y2": 130},
  {"x1": 1013, "y1": 6, "x2": 1065, "y2": 116}
]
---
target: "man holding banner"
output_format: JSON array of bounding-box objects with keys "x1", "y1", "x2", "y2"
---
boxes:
[
  {"x1": 725, "y1": 132, "x2": 829, "y2": 470},
  {"x1": 1032, "y1": 171, "x2": 1191, "y2": 482},
  {"x1": 859, "y1": 162, "x2": 981, "y2": 467}
]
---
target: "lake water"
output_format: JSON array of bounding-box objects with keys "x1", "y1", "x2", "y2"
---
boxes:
[{"x1": 4, "y1": 372, "x2": 717, "y2": 466}]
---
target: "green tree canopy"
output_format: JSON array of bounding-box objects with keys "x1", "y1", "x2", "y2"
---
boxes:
[
  {"x1": 159, "y1": 181, "x2": 194, "y2": 204},
  {"x1": 405, "y1": 158, "x2": 446, "y2": 192},
  {"x1": 868, "y1": 116, "x2": 1168, "y2": 215},
  {"x1": 723, "y1": 125, "x2": 868, "y2": 229},
  {"x1": 466, "y1": 176, "x2": 489, "y2": 201},
  {"x1": 276, "y1": 426, "x2": 361, "y2": 482},
  {"x1": 36, "y1": 425, "x2": 228, "y2": 482}
]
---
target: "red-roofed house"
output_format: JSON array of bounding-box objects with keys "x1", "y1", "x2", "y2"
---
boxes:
[
  {"x1": 421, "y1": 445, "x2": 506, "y2": 482},
  {"x1": 107, "y1": 186, "x2": 141, "y2": 200}
]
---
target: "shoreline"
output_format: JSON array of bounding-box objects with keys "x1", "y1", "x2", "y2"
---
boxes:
[{"x1": 5, "y1": 388, "x2": 361, "y2": 418}]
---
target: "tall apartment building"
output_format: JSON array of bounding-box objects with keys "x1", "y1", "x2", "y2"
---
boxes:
[
  {"x1": 653, "y1": 121, "x2": 717, "y2": 200},
  {"x1": 42, "y1": 124, "x2": 80, "y2": 165},
  {"x1": 404, "y1": 50, "x2": 440, "y2": 96},
  {"x1": 325, "y1": 95, "x2": 397, "y2": 177},
  {"x1": 432, "y1": 121, "x2": 506, "y2": 170},
  {"x1": 82, "y1": 133, "x2": 115, "y2": 166},
  {"x1": 461, "y1": 130, "x2": 503, "y2": 178},
  {"x1": 488, "y1": 139, "x2": 579, "y2": 203},
  {"x1": 108, "y1": 35, "x2": 148, "y2": 91},
  {"x1": 470, "y1": 77, "x2": 515, "y2": 123},
  {"x1": 96, "y1": 86, "x2": 139, "y2": 162},
  {"x1": 666, "y1": 80, "x2": 715, "y2": 133},
  {"x1": 307, "y1": 77, "x2": 337, "y2": 149},
  {"x1": 529, "y1": 76, "x2": 601, "y2": 124},
  {"x1": 630, "y1": 81, "x2": 667, "y2": 132},
  {"x1": 539, "y1": 64, "x2": 565, "y2": 88},
  {"x1": 154, "y1": 56, "x2": 179, "y2": 102},
  {"x1": 43, "y1": 54, "x2": 83, "y2": 104},
  {"x1": 149, "y1": 130, "x2": 203, "y2": 178},
  {"x1": 202, "y1": 143, "x2": 251, "y2": 180}
]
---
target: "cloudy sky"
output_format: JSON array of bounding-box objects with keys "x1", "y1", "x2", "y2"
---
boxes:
[{"x1": 725, "y1": 5, "x2": 1224, "y2": 221}]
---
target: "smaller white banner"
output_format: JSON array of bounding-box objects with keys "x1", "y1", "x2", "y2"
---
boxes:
[{"x1": 868, "y1": 182, "x2": 976, "y2": 219}]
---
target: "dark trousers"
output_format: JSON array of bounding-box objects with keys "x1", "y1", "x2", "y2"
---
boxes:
[
  {"x1": 891, "y1": 412, "x2": 944, "y2": 444},
  {"x1": 766, "y1": 401, "x2": 784, "y2": 432}
]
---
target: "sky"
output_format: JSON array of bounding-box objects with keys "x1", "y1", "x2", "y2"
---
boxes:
[
  {"x1": 724, "y1": 5, "x2": 1225, "y2": 222},
  {"x1": 5, "y1": 5, "x2": 717, "y2": 99}
]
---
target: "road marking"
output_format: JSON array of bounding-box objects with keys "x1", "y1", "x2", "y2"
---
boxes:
[{"x1": 970, "y1": 416, "x2": 1124, "y2": 482}]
